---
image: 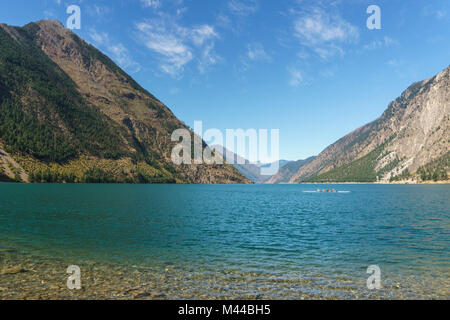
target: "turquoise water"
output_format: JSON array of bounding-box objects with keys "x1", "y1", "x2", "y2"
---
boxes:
[{"x1": 0, "y1": 184, "x2": 449, "y2": 298}]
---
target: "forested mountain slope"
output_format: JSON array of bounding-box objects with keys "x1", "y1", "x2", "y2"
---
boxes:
[{"x1": 0, "y1": 20, "x2": 249, "y2": 184}]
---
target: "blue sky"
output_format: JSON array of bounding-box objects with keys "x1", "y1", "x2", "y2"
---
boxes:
[{"x1": 1, "y1": 0, "x2": 449, "y2": 160}]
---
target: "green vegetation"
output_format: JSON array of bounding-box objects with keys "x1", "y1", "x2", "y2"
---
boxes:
[
  {"x1": 389, "y1": 168, "x2": 411, "y2": 182},
  {"x1": 306, "y1": 141, "x2": 392, "y2": 183},
  {"x1": 0, "y1": 27, "x2": 129, "y2": 163},
  {"x1": 417, "y1": 153, "x2": 449, "y2": 181},
  {"x1": 18, "y1": 155, "x2": 180, "y2": 184},
  {"x1": 0, "y1": 22, "x2": 247, "y2": 185},
  {"x1": 28, "y1": 167, "x2": 176, "y2": 184},
  {"x1": 307, "y1": 149, "x2": 449, "y2": 183},
  {"x1": 0, "y1": 26, "x2": 183, "y2": 184}
]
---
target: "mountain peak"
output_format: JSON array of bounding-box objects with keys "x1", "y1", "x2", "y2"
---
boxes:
[{"x1": 34, "y1": 19, "x2": 65, "y2": 29}]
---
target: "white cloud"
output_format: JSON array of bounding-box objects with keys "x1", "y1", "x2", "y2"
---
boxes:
[
  {"x1": 216, "y1": 14, "x2": 232, "y2": 29},
  {"x1": 192, "y1": 25, "x2": 218, "y2": 46},
  {"x1": 44, "y1": 10, "x2": 56, "y2": 18},
  {"x1": 422, "y1": 5, "x2": 447, "y2": 20},
  {"x1": 314, "y1": 45, "x2": 344, "y2": 59},
  {"x1": 85, "y1": 5, "x2": 114, "y2": 21},
  {"x1": 227, "y1": 0, "x2": 258, "y2": 16},
  {"x1": 237, "y1": 42, "x2": 271, "y2": 73},
  {"x1": 136, "y1": 18, "x2": 220, "y2": 77},
  {"x1": 109, "y1": 44, "x2": 141, "y2": 72},
  {"x1": 136, "y1": 21, "x2": 192, "y2": 76},
  {"x1": 363, "y1": 36, "x2": 398, "y2": 51},
  {"x1": 89, "y1": 29, "x2": 141, "y2": 73},
  {"x1": 89, "y1": 29, "x2": 109, "y2": 45},
  {"x1": 140, "y1": 0, "x2": 161, "y2": 9},
  {"x1": 294, "y1": 10, "x2": 358, "y2": 44},
  {"x1": 292, "y1": 7, "x2": 359, "y2": 59},
  {"x1": 247, "y1": 43, "x2": 270, "y2": 61},
  {"x1": 176, "y1": 7, "x2": 188, "y2": 16},
  {"x1": 387, "y1": 59, "x2": 402, "y2": 67},
  {"x1": 386, "y1": 59, "x2": 416, "y2": 79},
  {"x1": 289, "y1": 68, "x2": 304, "y2": 87},
  {"x1": 198, "y1": 44, "x2": 220, "y2": 74}
]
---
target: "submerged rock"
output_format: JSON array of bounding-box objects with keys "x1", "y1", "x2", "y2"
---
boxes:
[{"x1": 0, "y1": 266, "x2": 26, "y2": 275}]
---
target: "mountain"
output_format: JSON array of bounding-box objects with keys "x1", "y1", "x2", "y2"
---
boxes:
[
  {"x1": 256, "y1": 160, "x2": 291, "y2": 169},
  {"x1": 0, "y1": 20, "x2": 250, "y2": 184},
  {"x1": 212, "y1": 145, "x2": 291, "y2": 183},
  {"x1": 264, "y1": 157, "x2": 316, "y2": 184},
  {"x1": 290, "y1": 66, "x2": 450, "y2": 183}
]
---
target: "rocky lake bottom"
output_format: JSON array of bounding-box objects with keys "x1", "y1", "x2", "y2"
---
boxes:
[{"x1": 1, "y1": 249, "x2": 448, "y2": 300}]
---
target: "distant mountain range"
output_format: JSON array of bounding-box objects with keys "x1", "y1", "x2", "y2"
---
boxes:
[
  {"x1": 264, "y1": 157, "x2": 316, "y2": 184},
  {"x1": 289, "y1": 66, "x2": 450, "y2": 183},
  {"x1": 0, "y1": 20, "x2": 249, "y2": 184},
  {"x1": 211, "y1": 145, "x2": 292, "y2": 183}
]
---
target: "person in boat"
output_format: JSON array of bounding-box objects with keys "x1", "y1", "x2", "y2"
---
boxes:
[
  {"x1": 327, "y1": 189, "x2": 330, "y2": 193},
  {"x1": 332, "y1": 189, "x2": 337, "y2": 193},
  {"x1": 317, "y1": 189, "x2": 321, "y2": 193}
]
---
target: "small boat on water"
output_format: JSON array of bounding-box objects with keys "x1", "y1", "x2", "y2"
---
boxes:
[
  {"x1": 316, "y1": 188, "x2": 337, "y2": 193},
  {"x1": 303, "y1": 189, "x2": 351, "y2": 193}
]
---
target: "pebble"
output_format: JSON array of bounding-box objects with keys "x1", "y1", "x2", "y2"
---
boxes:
[
  {"x1": 0, "y1": 266, "x2": 26, "y2": 275},
  {"x1": 0, "y1": 252, "x2": 447, "y2": 300}
]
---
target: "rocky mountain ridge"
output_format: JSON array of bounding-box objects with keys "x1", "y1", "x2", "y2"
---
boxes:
[
  {"x1": 0, "y1": 20, "x2": 250, "y2": 184},
  {"x1": 290, "y1": 66, "x2": 449, "y2": 183}
]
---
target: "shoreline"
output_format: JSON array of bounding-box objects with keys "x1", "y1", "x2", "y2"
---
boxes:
[
  {"x1": 299, "y1": 181, "x2": 449, "y2": 185},
  {"x1": 1, "y1": 180, "x2": 449, "y2": 185}
]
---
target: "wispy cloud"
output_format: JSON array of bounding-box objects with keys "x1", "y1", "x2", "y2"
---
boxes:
[
  {"x1": 135, "y1": 16, "x2": 220, "y2": 77},
  {"x1": 292, "y1": 6, "x2": 359, "y2": 59},
  {"x1": 109, "y1": 44, "x2": 141, "y2": 72},
  {"x1": 85, "y1": 4, "x2": 114, "y2": 23},
  {"x1": 43, "y1": 9, "x2": 56, "y2": 19},
  {"x1": 247, "y1": 42, "x2": 271, "y2": 62},
  {"x1": 227, "y1": 0, "x2": 258, "y2": 16},
  {"x1": 136, "y1": 21, "x2": 192, "y2": 76},
  {"x1": 362, "y1": 36, "x2": 398, "y2": 51},
  {"x1": 281, "y1": 3, "x2": 360, "y2": 86},
  {"x1": 140, "y1": 0, "x2": 161, "y2": 9},
  {"x1": 198, "y1": 44, "x2": 221, "y2": 73},
  {"x1": 192, "y1": 25, "x2": 218, "y2": 46},
  {"x1": 288, "y1": 67, "x2": 304, "y2": 87},
  {"x1": 237, "y1": 42, "x2": 271, "y2": 73},
  {"x1": 422, "y1": 5, "x2": 447, "y2": 20},
  {"x1": 386, "y1": 59, "x2": 417, "y2": 79},
  {"x1": 89, "y1": 29, "x2": 141, "y2": 73},
  {"x1": 89, "y1": 29, "x2": 109, "y2": 45}
]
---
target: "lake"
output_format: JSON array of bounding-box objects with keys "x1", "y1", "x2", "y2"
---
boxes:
[{"x1": 0, "y1": 184, "x2": 449, "y2": 299}]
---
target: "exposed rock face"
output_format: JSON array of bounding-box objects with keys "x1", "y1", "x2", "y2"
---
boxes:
[
  {"x1": 0, "y1": 20, "x2": 249, "y2": 184},
  {"x1": 265, "y1": 157, "x2": 315, "y2": 184},
  {"x1": 291, "y1": 66, "x2": 450, "y2": 183}
]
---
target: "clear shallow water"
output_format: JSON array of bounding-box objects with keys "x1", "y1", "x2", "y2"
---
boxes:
[{"x1": 0, "y1": 184, "x2": 449, "y2": 299}]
